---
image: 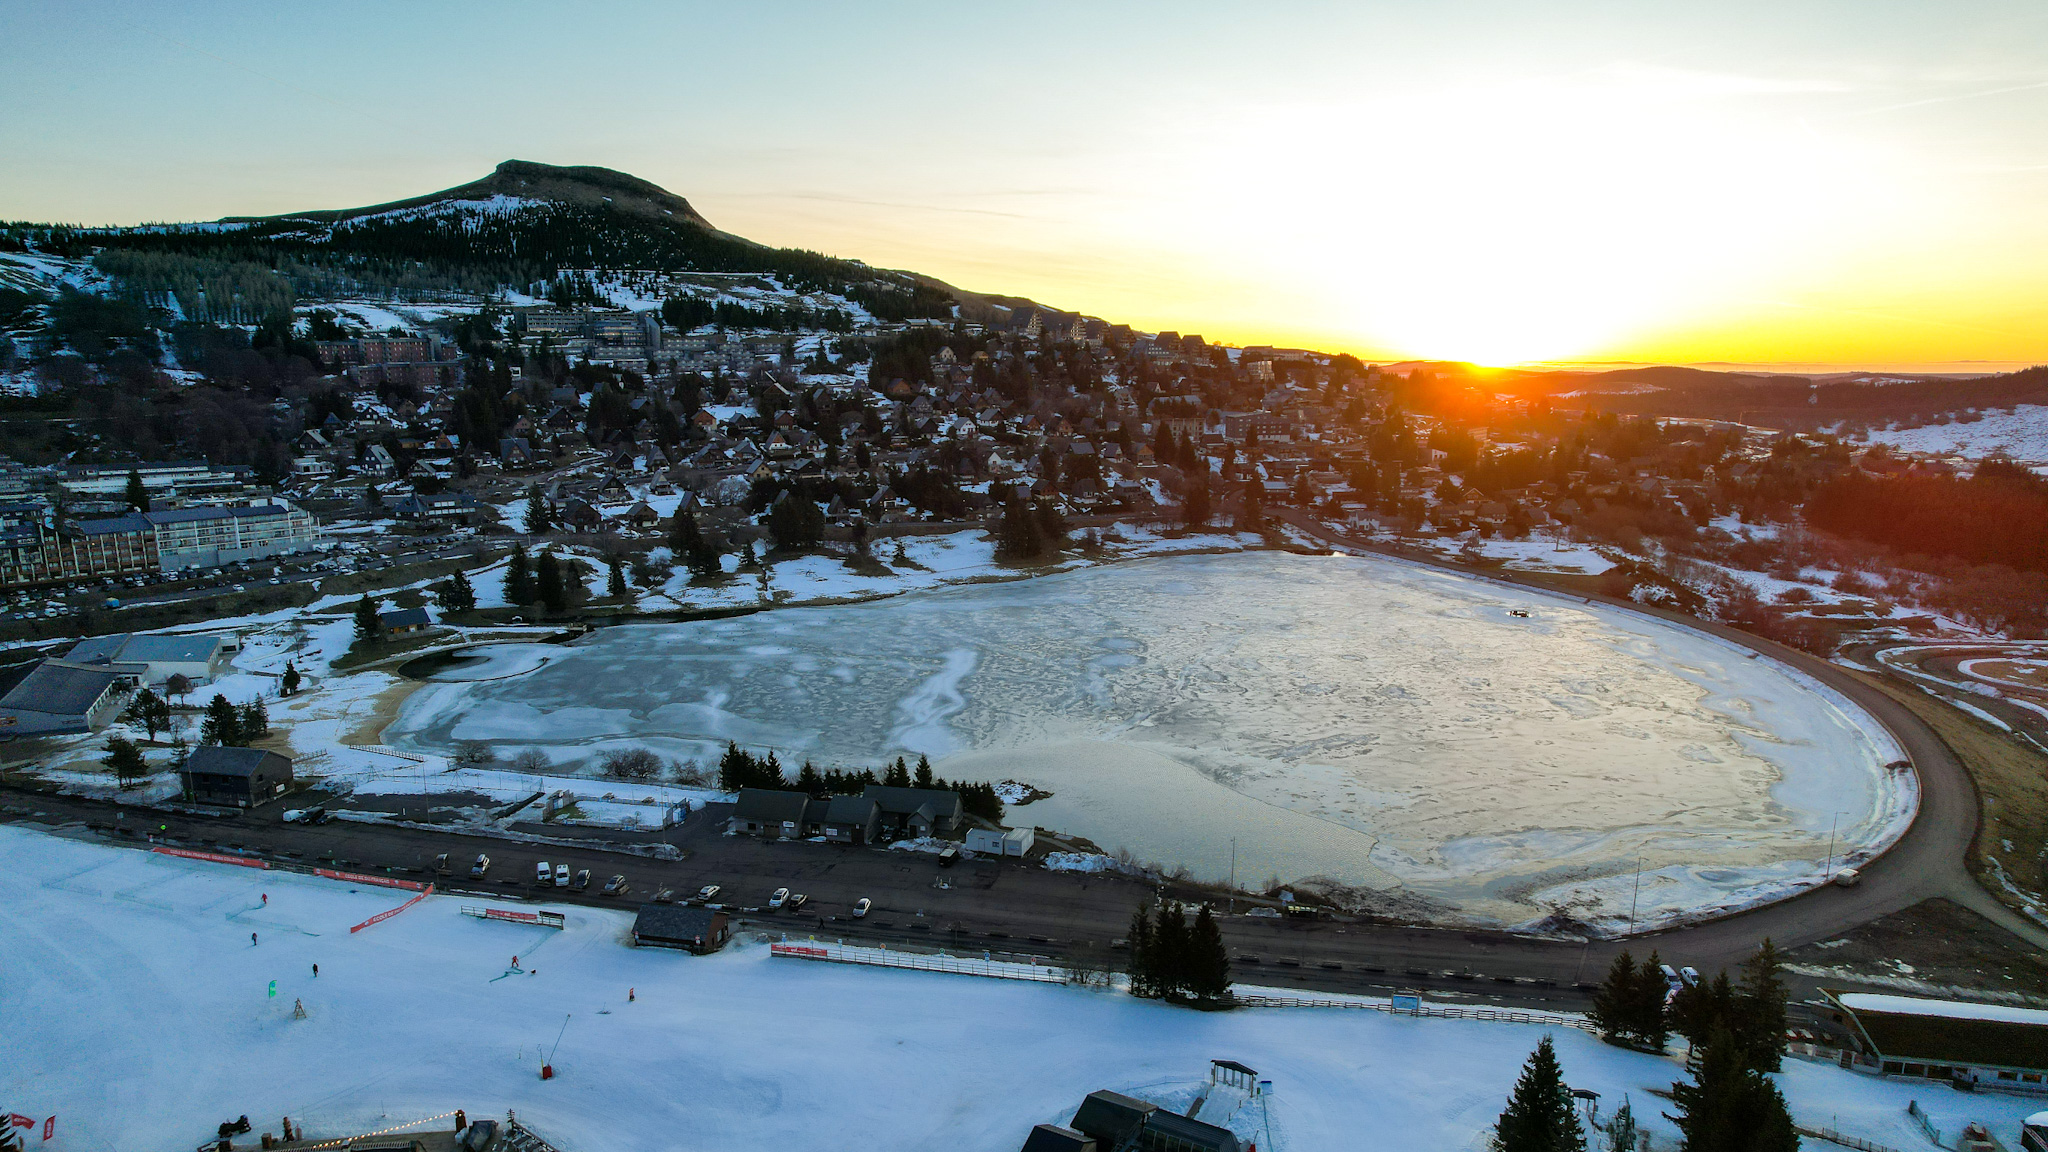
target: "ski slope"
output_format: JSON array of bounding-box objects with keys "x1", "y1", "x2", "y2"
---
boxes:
[{"x1": 2, "y1": 827, "x2": 2038, "y2": 1151}]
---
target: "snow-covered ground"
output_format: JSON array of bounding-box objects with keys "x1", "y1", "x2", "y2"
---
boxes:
[
  {"x1": 3, "y1": 826, "x2": 2038, "y2": 1152},
  {"x1": 1855, "y1": 406, "x2": 2048, "y2": 464}
]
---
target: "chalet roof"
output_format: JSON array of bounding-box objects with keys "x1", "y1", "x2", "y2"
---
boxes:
[{"x1": 185, "y1": 746, "x2": 292, "y2": 778}]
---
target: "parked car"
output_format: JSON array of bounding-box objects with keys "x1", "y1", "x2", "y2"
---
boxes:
[
  {"x1": 536, "y1": 861, "x2": 552, "y2": 884},
  {"x1": 434, "y1": 853, "x2": 449, "y2": 872},
  {"x1": 1679, "y1": 966, "x2": 1701, "y2": 987},
  {"x1": 572, "y1": 869, "x2": 591, "y2": 891},
  {"x1": 852, "y1": 898, "x2": 872, "y2": 918},
  {"x1": 696, "y1": 884, "x2": 721, "y2": 901},
  {"x1": 786, "y1": 893, "x2": 808, "y2": 912},
  {"x1": 554, "y1": 863, "x2": 571, "y2": 887},
  {"x1": 652, "y1": 888, "x2": 675, "y2": 904},
  {"x1": 769, "y1": 887, "x2": 790, "y2": 909},
  {"x1": 470, "y1": 854, "x2": 490, "y2": 878},
  {"x1": 601, "y1": 874, "x2": 628, "y2": 897},
  {"x1": 937, "y1": 848, "x2": 957, "y2": 868}
]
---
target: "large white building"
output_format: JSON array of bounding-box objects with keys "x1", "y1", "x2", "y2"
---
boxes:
[{"x1": 143, "y1": 503, "x2": 321, "y2": 570}]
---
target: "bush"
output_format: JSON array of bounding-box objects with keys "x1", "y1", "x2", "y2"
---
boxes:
[{"x1": 600, "y1": 747, "x2": 662, "y2": 781}]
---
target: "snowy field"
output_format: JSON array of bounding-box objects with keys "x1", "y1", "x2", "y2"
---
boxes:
[
  {"x1": 1856, "y1": 406, "x2": 2048, "y2": 464},
  {"x1": 386, "y1": 552, "x2": 1912, "y2": 932},
  {"x1": 3, "y1": 827, "x2": 2036, "y2": 1152}
]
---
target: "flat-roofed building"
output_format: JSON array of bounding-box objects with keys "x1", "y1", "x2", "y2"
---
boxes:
[
  {"x1": 182, "y1": 746, "x2": 294, "y2": 808},
  {"x1": 1826, "y1": 990, "x2": 2048, "y2": 1091},
  {"x1": 144, "y1": 503, "x2": 321, "y2": 570},
  {"x1": 65, "y1": 632, "x2": 229, "y2": 686}
]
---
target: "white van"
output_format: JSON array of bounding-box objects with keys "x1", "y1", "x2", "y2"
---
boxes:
[{"x1": 536, "y1": 860, "x2": 551, "y2": 884}]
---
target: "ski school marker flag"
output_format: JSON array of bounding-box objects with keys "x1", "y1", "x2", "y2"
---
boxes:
[
  {"x1": 268, "y1": 980, "x2": 277, "y2": 998},
  {"x1": 42, "y1": 1116, "x2": 53, "y2": 1142},
  {"x1": 5, "y1": 1114, "x2": 32, "y2": 1130}
]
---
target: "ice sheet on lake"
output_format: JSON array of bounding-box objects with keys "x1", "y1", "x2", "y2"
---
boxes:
[{"x1": 386, "y1": 552, "x2": 1913, "y2": 930}]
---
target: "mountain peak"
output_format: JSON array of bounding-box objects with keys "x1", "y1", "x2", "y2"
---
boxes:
[{"x1": 237, "y1": 159, "x2": 717, "y2": 230}]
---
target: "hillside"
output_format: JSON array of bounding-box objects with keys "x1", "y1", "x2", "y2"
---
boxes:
[{"x1": 231, "y1": 159, "x2": 723, "y2": 232}]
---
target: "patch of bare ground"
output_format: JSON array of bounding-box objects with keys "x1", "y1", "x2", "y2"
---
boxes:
[
  {"x1": 339, "y1": 677, "x2": 424, "y2": 747},
  {"x1": 1858, "y1": 671, "x2": 2048, "y2": 920},
  {"x1": 1784, "y1": 897, "x2": 2048, "y2": 1004}
]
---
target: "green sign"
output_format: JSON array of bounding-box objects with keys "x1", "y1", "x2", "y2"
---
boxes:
[{"x1": 268, "y1": 980, "x2": 277, "y2": 998}]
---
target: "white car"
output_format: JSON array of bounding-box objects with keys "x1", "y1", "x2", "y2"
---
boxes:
[
  {"x1": 554, "y1": 864, "x2": 571, "y2": 887},
  {"x1": 852, "y1": 898, "x2": 872, "y2": 918},
  {"x1": 696, "y1": 885, "x2": 721, "y2": 901},
  {"x1": 536, "y1": 861, "x2": 552, "y2": 884},
  {"x1": 769, "y1": 887, "x2": 790, "y2": 909}
]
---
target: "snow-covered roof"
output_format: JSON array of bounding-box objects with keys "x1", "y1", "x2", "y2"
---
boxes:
[{"x1": 1837, "y1": 993, "x2": 2048, "y2": 1027}]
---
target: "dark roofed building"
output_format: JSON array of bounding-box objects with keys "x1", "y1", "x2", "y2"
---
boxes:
[
  {"x1": 182, "y1": 746, "x2": 293, "y2": 808},
  {"x1": 379, "y1": 607, "x2": 433, "y2": 635},
  {"x1": 728, "y1": 788, "x2": 812, "y2": 838},
  {"x1": 632, "y1": 904, "x2": 731, "y2": 953},
  {"x1": 1064, "y1": 1089, "x2": 1241, "y2": 1152},
  {"x1": 821, "y1": 794, "x2": 880, "y2": 845},
  {"x1": 864, "y1": 784, "x2": 963, "y2": 839},
  {"x1": 0, "y1": 659, "x2": 127, "y2": 736},
  {"x1": 1019, "y1": 1125, "x2": 1097, "y2": 1152}
]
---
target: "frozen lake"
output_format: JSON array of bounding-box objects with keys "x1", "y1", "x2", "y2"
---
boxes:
[{"x1": 386, "y1": 552, "x2": 1913, "y2": 931}]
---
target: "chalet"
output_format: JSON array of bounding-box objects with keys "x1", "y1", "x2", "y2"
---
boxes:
[
  {"x1": 820, "y1": 794, "x2": 880, "y2": 845},
  {"x1": 728, "y1": 788, "x2": 811, "y2": 838},
  {"x1": 631, "y1": 904, "x2": 730, "y2": 954},
  {"x1": 1022, "y1": 1089, "x2": 1242, "y2": 1152},
  {"x1": 865, "y1": 785, "x2": 963, "y2": 839},
  {"x1": 183, "y1": 746, "x2": 294, "y2": 808},
  {"x1": 379, "y1": 607, "x2": 432, "y2": 635}
]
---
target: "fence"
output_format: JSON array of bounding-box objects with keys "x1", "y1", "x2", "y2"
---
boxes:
[
  {"x1": 351, "y1": 885, "x2": 433, "y2": 934},
  {"x1": 1798, "y1": 1125, "x2": 1902, "y2": 1152},
  {"x1": 463, "y1": 905, "x2": 567, "y2": 930},
  {"x1": 315, "y1": 868, "x2": 426, "y2": 891},
  {"x1": 770, "y1": 941, "x2": 1073, "y2": 984},
  {"x1": 151, "y1": 846, "x2": 269, "y2": 869},
  {"x1": 1907, "y1": 1100, "x2": 1942, "y2": 1148},
  {"x1": 1233, "y1": 992, "x2": 1598, "y2": 1031}
]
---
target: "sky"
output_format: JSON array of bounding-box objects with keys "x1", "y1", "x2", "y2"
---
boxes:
[{"x1": 4, "y1": 1, "x2": 2046, "y2": 371}]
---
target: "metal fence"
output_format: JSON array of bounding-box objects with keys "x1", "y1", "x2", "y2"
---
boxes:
[
  {"x1": 770, "y1": 941, "x2": 1075, "y2": 984},
  {"x1": 1233, "y1": 992, "x2": 1597, "y2": 1031},
  {"x1": 1799, "y1": 1124, "x2": 1902, "y2": 1152}
]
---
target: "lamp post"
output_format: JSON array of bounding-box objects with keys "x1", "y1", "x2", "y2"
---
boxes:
[
  {"x1": 1228, "y1": 837, "x2": 1237, "y2": 915},
  {"x1": 1823, "y1": 812, "x2": 1842, "y2": 882},
  {"x1": 1626, "y1": 856, "x2": 1644, "y2": 937}
]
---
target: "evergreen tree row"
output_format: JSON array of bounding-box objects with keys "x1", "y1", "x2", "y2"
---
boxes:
[
  {"x1": 715, "y1": 744, "x2": 1004, "y2": 822},
  {"x1": 1589, "y1": 940, "x2": 1787, "y2": 1076},
  {"x1": 1125, "y1": 899, "x2": 1231, "y2": 1003},
  {"x1": 199, "y1": 692, "x2": 269, "y2": 747}
]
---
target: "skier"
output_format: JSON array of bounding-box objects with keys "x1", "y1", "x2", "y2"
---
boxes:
[
  {"x1": 628, "y1": 987, "x2": 635, "y2": 1002},
  {"x1": 311, "y1": 963, "x2": 318, "y2": 978},
  {"x1": 511, "y1": 955, "x2": 520, "y2": 970},
  {"x1": 261, "y1": 893, "x2": 268, "y2": 906},
  {"x1": 251, "y1": 931, "x2": 258, "y2": 946}
]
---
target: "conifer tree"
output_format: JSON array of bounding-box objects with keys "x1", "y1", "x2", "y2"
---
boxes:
[
  {"x1": 1494, "y1": 1035, "x2": 1586, "y2": 1152},
  {"x1": 1590, "y1": 952, "x2": 1638, "y2": 1045},
  {"x1": 607, "y1": 556, "x2": 627, "y2": 597},
  {"x1": 536, "y1": 550, "x2": 566, "y2": 612},
  {"x1": 438, "y1": 569, "x2": 476, "y2": 613},
  {"x1": 1127, "y1": 902, "x2": 1158, "y2": 998},
  {"x1": 125, "y1": 468, "x2": 149, "y2": 513},
  {"x1": 103, "y1": 734, "x2": 148, "y2": 788},
  {"x1": 523, "y1": 485, "x2": 551, "y2": 534},
  {"x1": 914, "y1": 754, "x2": 934, "y2": 790},
  {"x1": 1735, "y1": 939, "x2": 1788, "y2": 1072},
  {"x1": 200, "y1": 693, "x2": 242, "y2": 747},
  {"x1": 885, "y1": 756, "x2": 911, "y2": 788},
  {"x1": 1601, "y1": 1098, "x2": 1637, "y2": 1152},
  {"x1": 1237, "y1": 477, "x2": 1264, "y2": 532},
  {"x1": 796, "y1": 760, "x2": 823, "y2": 795},
  {"x1": 1154, "y1": 901, "x2": 1189, "y2": 998},
  {"x1": 124, "y1": 688, "x2": 167, "y2": 740},
  {"x1": 1633, "y1": 951, "x2": 1671, "y2": 1052},
  {"x1": 280, "y1": 661, "x2": 301, "y2": 697},
  {"x1": 353, "y1": 594, "x2": 381, "y2": 641},
  {"x1": 1665, "y1": 1028, "x2": 1799, "y2": 1152},
  {"x1": 239, "y1": 698, "x2": 269, "y2": 740},
  {"x1": 1184, "y1": 479, "x2": 1211, "y2": 527},
  {"x1": 505, "y1": 544, "x2": 533, "y2": 605},
  {"x1": 1186, "y1": 905, "x2": 1232, "y2": 1001}
]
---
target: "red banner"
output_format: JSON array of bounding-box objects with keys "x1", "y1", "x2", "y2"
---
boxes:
[
  {"x1": 350, "y1": 885, "x2": 434, "y2": 934},
  {"x1": 772, "y1": 944, "x2": 830, "y2": 959},
  {"x1": 151, "y1": 846, "x2": 269, "y2": 869},
  {"x1": 316, "y1": 869, "x2": 425, "y2": 891},
  {"x1": 42, "y1": 1116, "x2": 52, "y2": 1141}
]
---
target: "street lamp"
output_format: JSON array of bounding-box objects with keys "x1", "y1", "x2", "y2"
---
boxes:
[{"x1": 1822, "y1": 811, "x2": 1844, "y2": 882}]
